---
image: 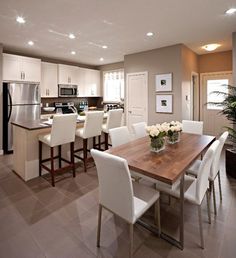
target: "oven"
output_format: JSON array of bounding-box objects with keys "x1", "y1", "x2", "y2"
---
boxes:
[{"x1": 58, "y1": 84, "x2": 78, "y2": 97}]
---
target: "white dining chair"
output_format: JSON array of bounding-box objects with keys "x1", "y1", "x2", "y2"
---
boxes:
[
  {"x1": 156, "y1": 140, "x2": 219, "y2": 248},
  {"x1": 187, "y1": 131, "x2": 228, "y2": 215},
  {"x1": 91, "y1": 149, "x2": 161, "y2": 258},
  {"x1": 182, "y1": 120, "x2": 203, "y2": 135},
  {"x1": 109, "y1": 126, "x2": 132, "y2": 147},
  {"x1": 38, "y1": 113, "x2": 77, "y2": 186},
  {"x1": 132, "y1": 122, "x2": 147, "y2": 139},
  {"x1": 102, "y1": 109, "x2": 123, "y2": 150},
  {"x1": 74, "y1": 111, "x2": 104, "y2": 172}
]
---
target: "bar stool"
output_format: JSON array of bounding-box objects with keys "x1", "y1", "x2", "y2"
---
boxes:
[
  {"x1": 102, "y1": 109, "x2": 123, "y2": 150},
  {"x1": 74, "y1": 111, "x2": 104, "y2": 172},
  {"x1": 38, "y1": 113, "x2": 77, "y2": 187}
]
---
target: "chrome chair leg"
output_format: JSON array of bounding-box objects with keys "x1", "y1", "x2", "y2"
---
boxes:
[
  {"x1": 212, "y1": 181, "x2": 217, "y2": 215},
  {"x1": 206, "y1": 190, "x2": 211, "y2": 224},
  {"x1": 97, "y1": 204, "x2": 102, "y2": 247},
  {"x1": 154, "y1": 199, "x2": 161, "y2": 237},
  {"x1": 218, "y1": 172, "x2": 223, "y2": 202},
  {"x1": 198, "y1": 204, "x2": 204, "y2": 249},
  {"x1": 129, "y1": 223, "x2": 134, "y2": 258}
]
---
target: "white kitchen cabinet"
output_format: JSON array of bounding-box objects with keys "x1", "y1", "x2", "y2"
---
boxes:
[
  {"x1": 41, "y1": 62, "x2": 58, "y2": 98},
  {"x1": 78, "y1": 68, "x2": 101, "y2": 97},
  {"x1": 3, "y1": 53, "x2": 41, "y2": 82},
  {"x1": 58, "y1": 64, "x2": 78, "y2": 85}
]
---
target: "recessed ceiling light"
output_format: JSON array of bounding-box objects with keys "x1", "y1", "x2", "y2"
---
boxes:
[
  {"x1": 100, "y1": 57, "x2": 104, "y2": 61},
  {"x1": 28, "y1": 41, "x2": 34, "y2": 46},
  {"x1": 71, "y1": 51, "x2": 76, "y2": 55},
  {"x1": 16, "y1": 16, "x2": 25, "y2": 24},
  {"x1": 69, "y1": 33, "x2": 75, "y2": 39},
  {"x1": 202, "y1": 44, "x2": 221, "y2": 52},
  {"x1": 146, "y1": 32, "x2": 154, "y2": 37},
  {"x1": 102, "y1": 45, "x2": 108, "y2": 49},
  {"x1": 225, "y1": 8, "x2": 236, "y2": 14}
]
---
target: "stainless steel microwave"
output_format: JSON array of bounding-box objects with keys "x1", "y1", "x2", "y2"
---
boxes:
[{"x1": 58, "y1": 84, "x2": 78, "y2": 97}]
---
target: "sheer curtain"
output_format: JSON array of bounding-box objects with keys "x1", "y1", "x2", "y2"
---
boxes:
[{"x1": 103, "y1": 70, "x2": 124, "y2": 102}]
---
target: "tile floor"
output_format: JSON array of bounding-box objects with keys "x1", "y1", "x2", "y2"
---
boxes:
[{"x1": 0, "y1": 151, "x2": 236, "y2": 258}]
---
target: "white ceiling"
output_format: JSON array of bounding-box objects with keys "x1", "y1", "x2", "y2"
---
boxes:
[{"x1": 0, "y1": 0, "x2": 235, "y2": 65}]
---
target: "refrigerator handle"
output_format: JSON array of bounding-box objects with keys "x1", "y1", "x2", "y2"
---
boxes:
[{"x1": 7, "y1": 89, "x2": 13, "y2": 122}]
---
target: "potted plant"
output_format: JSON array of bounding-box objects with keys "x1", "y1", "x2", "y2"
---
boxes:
[{"x1": 210, "y1": 85, "x2": 236, "y2": 178}]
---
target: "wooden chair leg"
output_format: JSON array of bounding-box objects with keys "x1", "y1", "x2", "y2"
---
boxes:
[
  {"x1": 70, "y1": 142, "x2": 75, "y2": 177},
  {"x1": 58, "y1": 145, "x2": 62, "y2": 168},
  {"x1": 50, "y1": 147, "x2": 55, "y2": 187},
  {"x1": 83, "y1": 139, "x2": 88, "y2": 172},
  {"x1": 93, "y1": 137, "x2": 96, "y2": 148},
  {"x1": 105, "y1": 133, "x2": 108, "y2": 150},
  {"x1": 39, "y1": 141, "x2": 42, "y2": 176},
  {"x1": 98, "y1": 135, "x2": 101, "y2": 150},
  {"x1": 97, "y1": 204, "x2": 102, "y2": 247}
]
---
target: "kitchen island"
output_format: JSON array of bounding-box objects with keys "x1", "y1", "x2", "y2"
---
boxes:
[{"x1": 12, "y1": 116, "x2": 106, "y2": 181}]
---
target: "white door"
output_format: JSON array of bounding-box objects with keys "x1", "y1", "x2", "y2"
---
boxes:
[
  {"x1": 200, "y1": 71, "x2": 233, "y2": 136},
  {"x1": 126, "y1": 72, "x2": 148, "y2": 130}
]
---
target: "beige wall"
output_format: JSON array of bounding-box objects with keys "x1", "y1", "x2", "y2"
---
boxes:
[
  {"x1": 0, "y1": 44, "x2": 3, "y2": 153},
  {"x1": 198, "y1": 50, "x2": 232, "y2": 73},
  {"x1": 233, "y1": 32, "x2": 236, "y2": 84},
  {"x1": 181, "y1": 45, "x2": 199, "y2": 120},
  {"x1": 124, "y1": 44, "x2": 182, "y2": 124}
]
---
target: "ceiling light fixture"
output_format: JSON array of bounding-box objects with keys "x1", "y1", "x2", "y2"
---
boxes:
[
  {"x1": 69, "y1": 33, "x2": 75, "y2": 39},
  {"x1": 102, "y1": 45, "x2": 108, "y2": 49},
  {"x1": 71, "y1": 51, "x2": 76, "y2": 55},
  {"x1": 202, "y1": 44, "x2": 221, "y2": 52},
  {"x1": 225, "y1": 8, "x2": 236, "y2": 14},
  {"x1": 28, "y1": 41, "x2": 34, "y2": 46},
  {"x1": 100, "y1": 57, "x2": 104, "y2": 61},
  {"x1": 16, "y1": 16, "x2": 25, "y2": 24},
  {"x1": 146, "y1": 32, "x2": 154, "y2": 37}
]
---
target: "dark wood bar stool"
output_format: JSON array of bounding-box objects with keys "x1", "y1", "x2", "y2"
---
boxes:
[
  {"x1": 74, "y1": 111, "x2": 104, "y2": 172},
  {"x1": 38, "y1": 113, "x2": 77, "y2": 187},
  {"x1": 101, "y1": 109, "x2": 123, "y2": 150}
]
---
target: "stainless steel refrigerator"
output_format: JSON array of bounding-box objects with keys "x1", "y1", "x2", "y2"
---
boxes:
[{"x1": 3, "y1": 82, "x2": 40, "y2": 153}]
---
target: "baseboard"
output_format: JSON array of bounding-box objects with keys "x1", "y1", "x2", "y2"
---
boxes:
[{"x1": 0, "y1": 150, "x2": 3, "y2": 155}]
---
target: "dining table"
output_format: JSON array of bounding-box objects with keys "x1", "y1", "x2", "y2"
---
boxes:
[{"x1": 107, "y1": 132, "x2": 215, "y2": 249}]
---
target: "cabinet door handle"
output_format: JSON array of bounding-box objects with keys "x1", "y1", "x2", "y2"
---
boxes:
[
  {"x1": 23, "y1": 72, "x2": 25, "y2": 80},
  {"x1": 20, "y1": 72, "x2": 22, "y2": 80},
  {"x1": 48, "y1": 89, "x2": 50, "y2": 96}
]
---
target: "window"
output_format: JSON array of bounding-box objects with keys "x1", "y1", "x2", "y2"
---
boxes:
[
  {"x1": 103, "y1": 70, "x2": 124, "y2": 102},
  {"x1": 207, "y1": 79, "x2": 229, "y2": 110}
]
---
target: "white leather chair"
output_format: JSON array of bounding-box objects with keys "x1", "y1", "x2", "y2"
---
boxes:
[
  {"x1": 91, "y1": 149, "x2": 161, "y2": 258},
  {"x1": 187, "y1": 131, "x2": 228, "y2": 215},
  {"x1": 109, "y1": 126, "x2": 132, "y2": 147},
  {"x1": 156, "y1": 140, "x2": 219, "y2": 248},
  {"x1": 74, "y1": 111, "x2": 104, "y2": 172},
  {"x1": 182, "y1": 120, "x2": 203, "y2": 135},
  {"x1": 132, "y1": 122, "x2": 147, "y2": 139},
  {"x1": 102, "y1": 109, "x2": 123, "y2": 150},
  {"x1": 38, "y1": 113, "x2": 77, "y2": 187}
]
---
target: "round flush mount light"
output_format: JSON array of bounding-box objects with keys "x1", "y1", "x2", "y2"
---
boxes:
[
  {"x1": 102, "y1": 45, "x2": 108, "y2": 49},
  {"x1": 69, "y1": 33, "x2": 75, "y2": 39},
  {"x1": 146, "y1": 32, "x2": 154, "y2": 37},
  {"x1": 71, "y1": 51, "x2": 76, "y2": 55},
  {"x1": 28, "y1": 41, "x2": 34, "y2": 46},
  {"x1": 16, "y1": 16, "x2": 25, "y2": 24},
  {"x1": 225, "y1": 8, "x2": 236, "y2": 14},
  {"x1": 202, "y1": 44, "x2": 221, "y2": 52},
  {"x1": 100, "y1": 57, "x2": 104, "y2": 61}
]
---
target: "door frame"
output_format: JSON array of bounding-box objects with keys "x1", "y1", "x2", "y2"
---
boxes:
[
  {"x1": 191, "y1": 71, "x2": 199, "y2": 121},
  {"x1": 126, "y1": 71, "x2": 148, "y2": 127},
  {"x1": 200, "y1": 71, "x2": 232, "y2": 121}
]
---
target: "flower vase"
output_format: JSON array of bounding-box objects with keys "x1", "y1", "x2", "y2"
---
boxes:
[
  {"x1": 167, "y1": 131, "x2": 180, "y2": 144},
  {"x1": 150, "y1": 137, "x2": 165, "y2": 152}
]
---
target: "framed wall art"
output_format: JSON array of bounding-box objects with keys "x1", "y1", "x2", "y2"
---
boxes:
[
  {"x1": 156, "y1": 94, "x2": 173, "y2": 113},
  {"x1": 155, "y1": 73, "x2": 172, "y2": 92}
]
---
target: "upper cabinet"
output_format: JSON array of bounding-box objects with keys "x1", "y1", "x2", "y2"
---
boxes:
[
  {"x1": 41, "y1": 62, "x2": 58, "y2": 98},
  {"x1": 58, "y1": 64, "x2": 78, "y2": 85},
  {"x1": 3, "y1": 54, "x2": 41, "y2": 82},
  {"x1": 78, "y1": 68, "x2": 101, "y2": 97}
]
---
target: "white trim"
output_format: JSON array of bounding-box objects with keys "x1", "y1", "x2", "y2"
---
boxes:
[
  {"x1": 126, "y1": 71, "x2": 148, "y2": 127},
  {"x1": 0, "y1": 150, "x2": 3, "y2": 155},
  {"x1": 191, "y1": 71, "x2": 199, "y2": 121}
]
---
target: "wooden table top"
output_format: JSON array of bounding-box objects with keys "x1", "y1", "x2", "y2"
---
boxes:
[{"x1": 107, "y1": 133, "x2": 215, "y2": 185}]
